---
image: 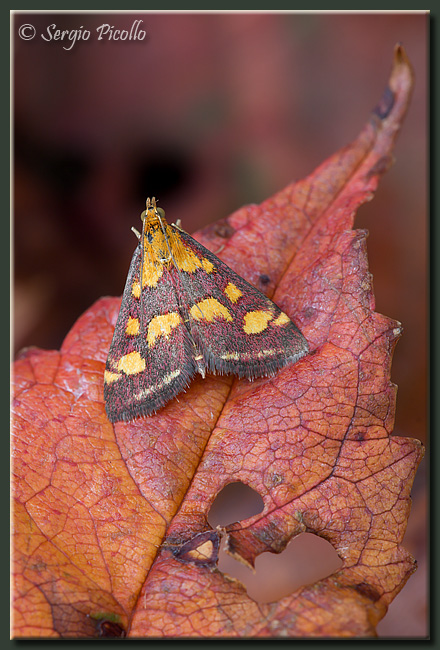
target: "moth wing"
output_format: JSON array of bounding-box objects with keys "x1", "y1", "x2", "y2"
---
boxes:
[
  {"x1": 104, "y1": 242, "x2": 199, "y2": 421},
  {"x1": 173, "y1": 228, "x2": 309, "y2": 379}
]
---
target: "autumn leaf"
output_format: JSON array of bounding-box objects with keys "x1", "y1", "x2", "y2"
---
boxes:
[{"x1": 12, "y1": 45, "x2": 423, "y2": 638}]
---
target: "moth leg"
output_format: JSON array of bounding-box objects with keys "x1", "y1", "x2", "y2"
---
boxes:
[
  {"x1": 193, "y1": 352, "x2": 206, "y2": 378},
  {"x1": 172, "y1": 219, "x2": 187, "y2": 233}
]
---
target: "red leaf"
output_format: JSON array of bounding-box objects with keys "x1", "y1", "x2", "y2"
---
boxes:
[{"x1": 12, "y1": 45, "x2": 423, "y2": 638}]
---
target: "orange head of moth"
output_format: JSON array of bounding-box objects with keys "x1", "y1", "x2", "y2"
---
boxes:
[{"x1": 140, "y1": 196, "x2": 166, "y2": 225}]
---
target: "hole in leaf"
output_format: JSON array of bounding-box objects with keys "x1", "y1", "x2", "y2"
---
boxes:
[
  {"x1": 207, "y1": 482, "x2": 264, "y2": 528},
  {"x1": 218, "y1": 533, "x2": 342, "y2": 604}
]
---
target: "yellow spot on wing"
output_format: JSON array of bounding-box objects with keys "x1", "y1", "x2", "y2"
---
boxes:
[
  {"x1": 125, "y1": 317, "x2": 140, "y2": 336},
  {"x1": 272, "y1": 312, "x2": 290, "y2": 327},
  {"x1": 256, "y1": 349, "x2": 277, "y2": 358},
  {"x1": 132, "y1": 281, "x2": 141, "y2": 298},
  {"x1": 220, "y1": 349, "x2": 277, "y2": 361},
  {"x1": 220, "y1": 351, "x2": 240, "y2": 361},
  {"x1": 147, "y1": 312, "x2": 181, "y2": 347},
  {"x1": 163, "y1": 369, "x2": 180, "y2": 385},
  {"x1": 104, "y1": 370, "x2": 121, "y2": 384},
  {"x1": 118, "y1": 351, "x2": 146, "y2": 375},
  {"x1": 134, "y1": 369, "x2": 181, "y2": 400},
  {"x1": 224, "y1": 282, "x2": 243, "y2": 303},
  {"x1": 141, "y1": 256, "x2": 163, "y2": 288},
  {"x1": 172, "y1": 242, "x2": 214, "y2": 274},
  {"x1": 190, "y1": 298, "x2": 232, "y2": 322},
  {"x1": 201, "y1": 258, "x2": 215, "y2": 273},
  {"x1": 243, "y1": 310, "x2": 273, "y2": 334}
]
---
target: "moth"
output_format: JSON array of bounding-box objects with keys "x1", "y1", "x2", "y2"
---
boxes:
[{"x1": 104, "y1": 198, "x2": 308, "y2": 422}]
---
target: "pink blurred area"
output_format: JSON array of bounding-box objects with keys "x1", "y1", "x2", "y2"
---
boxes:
[{"x1": 13, "y1": 12, "x2": 427, "y2": 638}]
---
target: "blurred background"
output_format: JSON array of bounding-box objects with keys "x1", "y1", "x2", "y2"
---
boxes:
[{"x1": 12, "y1": 12, "x2": 427, "y2": 637}]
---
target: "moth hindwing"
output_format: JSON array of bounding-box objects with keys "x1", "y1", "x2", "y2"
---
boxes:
[{"x1": 104, "y1": 197, "x2": 308, "y2": 422}]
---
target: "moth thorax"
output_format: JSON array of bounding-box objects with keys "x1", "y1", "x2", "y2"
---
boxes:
[{"x1": 144, "y1": 226, "x2": 173, "y2": 264}]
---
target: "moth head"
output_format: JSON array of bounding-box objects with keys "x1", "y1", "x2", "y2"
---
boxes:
[{"x1": 141, "y1": 197, "x2": 166, "y2": 225}]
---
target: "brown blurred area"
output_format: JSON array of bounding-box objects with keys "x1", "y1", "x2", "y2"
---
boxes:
[{"x1": 12, "y1": 12, "x2": 427, "y2": 637}]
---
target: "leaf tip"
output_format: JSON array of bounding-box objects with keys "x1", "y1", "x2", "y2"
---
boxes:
[
  {"x1": 393, "y1": 42, "x2": 410, "y2": 67},
  {"x1": 390, "y1": 42, "x2": 415, "y2": 93},
  {"x1": 371, "y1": 44, "x2": 414, "y2": 133}
]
